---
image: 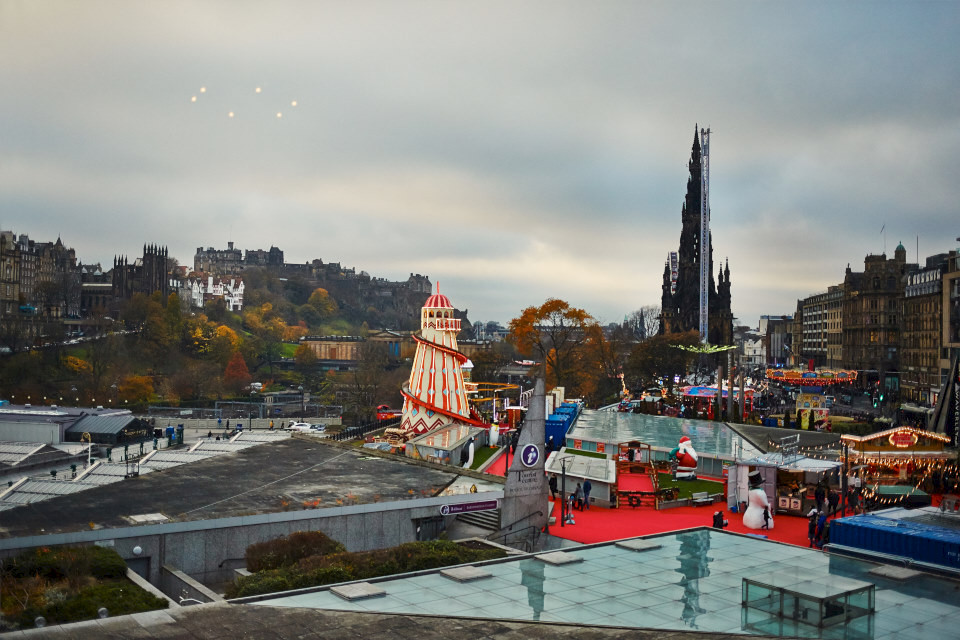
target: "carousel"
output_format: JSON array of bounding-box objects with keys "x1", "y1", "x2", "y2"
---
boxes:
[{"x1": 681, "y1": 386, "x2": 755, "y2": 419}]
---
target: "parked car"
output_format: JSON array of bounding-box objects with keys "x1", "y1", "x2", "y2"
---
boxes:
[{"x1": 288, "y1": 422, "x2": 313, "y2": 431}]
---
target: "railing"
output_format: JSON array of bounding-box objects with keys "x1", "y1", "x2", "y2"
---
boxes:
[
  {"x1": 330, "y1": 418, "x2": 400, "y2": 442},
  {"x1": 487, "y1": 522, "x2": 542, "y2": 553},
  {"x1": 425, "y1": 318, "x2": 461, "y2": 331}
]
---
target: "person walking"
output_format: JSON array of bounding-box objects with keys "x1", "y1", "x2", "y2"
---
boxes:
[
  {"x1": 548, "y1": 475, "x2": 558, "y2": 500},
  {"x1": 807, "y1": 510, "x2": 818, "y2": 547},
  {"x1": 815, "y1": 510, "x2": 828, "y2": 548},
  {"x1": 814, "y1": 483, "x2": 826, "y2": 513},
  {"x1": 828, "y1": 489, "x2": 840, "y2": 517},
  {"x1": 583, "y1": 479, "x2": 592, "y2": 510},
  {"x1": 574, "y1": 483, "x2": 584, "y2": 511}
]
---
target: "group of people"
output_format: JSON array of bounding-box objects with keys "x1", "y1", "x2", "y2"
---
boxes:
[
  {"x1": 807, "y1": 508, "x2": 830, "y2": 548},
  {"x1": 814, "y1": 483, "x2": 841, "y2": 516},
  {"x1": 547, "y1": 476, "x2": 592, "y2": 513}
]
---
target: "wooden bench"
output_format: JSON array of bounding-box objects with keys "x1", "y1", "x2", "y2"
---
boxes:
[{"x1": 692, "y1": 491, "x2": 713, "y2": 506}]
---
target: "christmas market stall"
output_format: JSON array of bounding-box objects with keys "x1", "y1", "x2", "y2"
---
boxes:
[
  {"x1": 841, "y1": 426, "x2": 956, "y2": 508},
  {"x1": 727, "y1": 452, "x2": 842, "y2": 517}
]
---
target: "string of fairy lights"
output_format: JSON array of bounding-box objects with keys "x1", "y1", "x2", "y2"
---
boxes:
[{"x1": 764, "y1": 437, "x2": 959, "y2": 509}]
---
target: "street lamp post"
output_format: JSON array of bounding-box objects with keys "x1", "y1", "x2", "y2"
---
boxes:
[
  {"x1": 249, "y1": 390, "x2": 256, "y2": 430},
  {"x1": 298, "y1": 385, "x2": 304, "y2": 418},
  {"x1": 558, "y1": 455, "x2": 572, "y2": 527}
]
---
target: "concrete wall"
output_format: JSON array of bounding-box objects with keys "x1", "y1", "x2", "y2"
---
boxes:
[
  {"x1": 161, "y1": 565, "x2": 224, "y2": 604},
  {"x1": 0, "y1": 491, "x2": 504, "y2": 588},
  {"x1": 0, "y1": 422, "x2": 61, "y2": 444}
]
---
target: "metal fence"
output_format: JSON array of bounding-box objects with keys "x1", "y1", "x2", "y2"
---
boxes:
[
  {"x1": 147, "y1": 406, "x2": 222, "y2": 419},
  {"x1": 148, "y1": 402, "x2": 342, "y2": 421},
  {"x1": 330, "y1": 418, "x2": 400, "y2": 442}
]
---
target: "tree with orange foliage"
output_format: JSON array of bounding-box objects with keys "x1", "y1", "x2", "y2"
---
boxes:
[
  {"x1": 118, "y1": 375, "x2": 154, "y2": 405},
  {"x1": 223, "y1": 351, "x2": 252, "y2": 394},
  {"x1": 508, "y1": 298, "x2": 597, "y2": 396}
]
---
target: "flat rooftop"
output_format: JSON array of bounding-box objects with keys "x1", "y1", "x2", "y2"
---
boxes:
[
  {"x1": 0, "y1": 438, "x2": 465, "y2": 538},
  {"x1": 251, "y1": 528, "x2": 960, "y2": 638}
]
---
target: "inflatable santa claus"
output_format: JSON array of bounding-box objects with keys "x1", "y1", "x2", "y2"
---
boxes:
[{"x1": 669, "y1": 436, "x2": 698, "y2": 480}]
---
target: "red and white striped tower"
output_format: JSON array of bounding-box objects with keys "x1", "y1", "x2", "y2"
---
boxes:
[{"x1": 399, "y1": 285, "x2": 484, "y2": 437}]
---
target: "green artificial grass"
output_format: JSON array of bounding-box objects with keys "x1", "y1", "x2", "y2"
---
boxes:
[
  {"x1": 563, "y1": 448, "x2": 606, "y2": 459},
  {"x1": 470, "y1": 446, "x2": 499, "y2": 469},
  {"x1": 657, "y1": 473, "x2": 724, "y2": 500}
]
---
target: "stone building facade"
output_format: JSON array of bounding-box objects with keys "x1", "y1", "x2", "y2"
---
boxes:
[
  {"x1": 901, "y1": 254, "x2": 949, "y2": 404},
  {"x1": 795, "y1": 285, "x2": 844, "y2": 369},
  {"x1": 841, "y1": 244, "x2": 915, "y2": 389}
]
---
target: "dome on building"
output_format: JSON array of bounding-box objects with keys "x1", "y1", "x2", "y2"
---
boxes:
[
  {"x1": 896, "y1": 242, "x2": 906, "y2": 252},
  {"x1": 424, "y1": 284, "x2": 453, "y2": 309}
]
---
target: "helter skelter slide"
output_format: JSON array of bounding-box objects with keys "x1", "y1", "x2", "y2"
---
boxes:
[{"x1": 384, "y1": 286, "x2": 486, "y2": 445}]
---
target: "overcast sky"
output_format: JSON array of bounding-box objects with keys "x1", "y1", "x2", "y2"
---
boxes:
[{"x1": 2, "y1": 1, "x2": 958, "y2": 327}]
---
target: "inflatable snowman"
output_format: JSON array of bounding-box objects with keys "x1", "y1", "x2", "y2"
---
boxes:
[
  {"x1": 743, "y1": 469, "x2": 774, "y2": 530},
  {"x1": 669, "y1": 436, "x2": 699, "y2": 480}
]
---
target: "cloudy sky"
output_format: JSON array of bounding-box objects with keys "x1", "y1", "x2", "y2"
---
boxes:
[{"x1": 2, "y1": 1, "x2": 958, "y2": 327}]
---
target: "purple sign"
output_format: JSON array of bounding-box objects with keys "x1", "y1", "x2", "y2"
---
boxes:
[
  {"x1": 439, "y1": 500, "x2": 499, "y2": 516},
  {"x1": 520, "y1": 443, "x2": 540, "y2": 467}
]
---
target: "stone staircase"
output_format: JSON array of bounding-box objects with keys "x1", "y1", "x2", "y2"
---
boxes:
[{"x1": 456, "y1": 508, "x2": 501, "y2": 532}]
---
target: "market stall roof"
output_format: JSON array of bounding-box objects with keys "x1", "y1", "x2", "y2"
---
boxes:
[
  {"x1": 840, "y1": 425, "x2": 951, "y2": 450},
  {"x1": 544, "y1": 450, "x2": 616, "y2": 483},
  {"x1": 742, "y1": 453, "x2": 842, "y2": 472},
  {"x1": 567, "y1": 410, "x2": 762, "y2": 459}
]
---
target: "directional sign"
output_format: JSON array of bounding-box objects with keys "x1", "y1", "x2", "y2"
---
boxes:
[{"x1": 439, "y1": 500, "x2": 499, "y2": 516}]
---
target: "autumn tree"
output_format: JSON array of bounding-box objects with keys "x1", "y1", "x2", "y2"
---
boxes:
[
  {"x1": 307, "y1": 288, "x2": 338, "y2": 321},
  {"x1": 223, "y1": 351, "x2": 252, "y2": 394},
  {"x1": 339, "y1": 342, "x2": 392, "y2": 424},
  {"x1": 508, "y1": 298, "x2": 597, "y2": 394},
  {"x1": 294, "y1": 343, "x2": 322, "y2": 389},
  {"x1": 118, "y1": 375, "x2": 154, "y2": 405},
  {"x1": 243, "y1": 303, "x2": 289, "y2": 373},
  {"x1": 209, "y1": 324, "x2": 241, "y2": 365}
]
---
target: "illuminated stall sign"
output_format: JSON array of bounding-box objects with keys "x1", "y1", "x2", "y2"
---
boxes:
[{"x1": 888, "y1": 430, "x2": 919, "y2": 448}]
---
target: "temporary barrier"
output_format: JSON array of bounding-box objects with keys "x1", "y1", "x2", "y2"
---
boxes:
[{"x1": 830, "y1": 513, "x2": 960, "y2": 569}]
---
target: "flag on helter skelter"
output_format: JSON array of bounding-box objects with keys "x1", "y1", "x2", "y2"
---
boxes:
[{"x1": 501, "y1": 377, "x2": 548, "y2": 535}]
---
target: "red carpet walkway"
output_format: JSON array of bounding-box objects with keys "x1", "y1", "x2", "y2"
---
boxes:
[
  {"x1": 546, "y1": 497, "x2": 818, "y2": 547},
  {"x1": 485, "y1": 449, "x2": 843, "y2": 547}
]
